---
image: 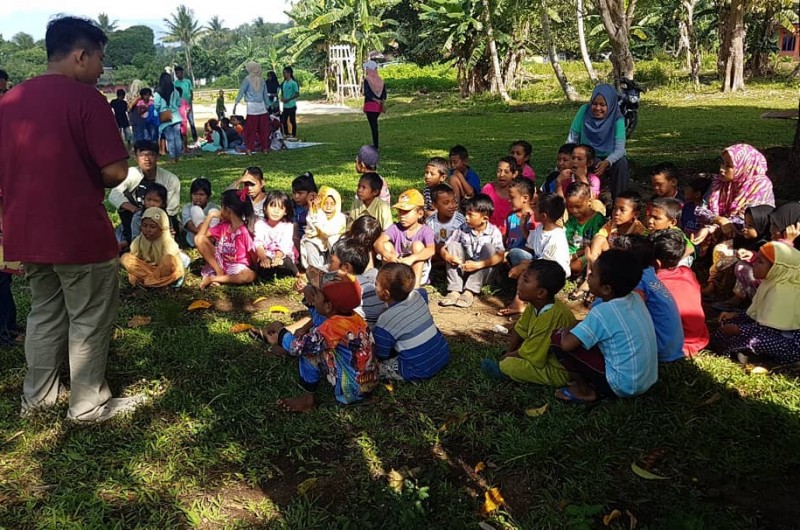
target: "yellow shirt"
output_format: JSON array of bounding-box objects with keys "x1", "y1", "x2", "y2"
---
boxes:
[{"x1": 348, "y1": 198, "x2": 393, "y2": 230}]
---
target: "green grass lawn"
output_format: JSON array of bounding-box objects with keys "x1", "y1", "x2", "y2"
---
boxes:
[{"x1": 2, "y1": 71, "x2": 800, "y2": 529}]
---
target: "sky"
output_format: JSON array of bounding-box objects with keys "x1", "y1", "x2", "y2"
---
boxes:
[{"x1": 0, "y1": 1, "x2": 291, "y2": 41}]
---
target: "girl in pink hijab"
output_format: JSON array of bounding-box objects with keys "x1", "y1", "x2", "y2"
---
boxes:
[
  {"x1": 693, "y1": 143, "x2": 775, "y2": 245},
  {"x1": 362, "y1": 60, "x2": 387, "y2": 149}
]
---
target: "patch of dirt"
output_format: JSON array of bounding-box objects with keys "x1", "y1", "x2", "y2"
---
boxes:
[{"x1": 184, "y1": 482, "x2": 273, "y2": 529}]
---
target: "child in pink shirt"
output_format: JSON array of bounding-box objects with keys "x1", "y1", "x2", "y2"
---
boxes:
[
  {"x1": 482, "y1": 156, "x2": 519, "y2": 234},
  {"x1": 556, "y1": 144, "x2": 601, "y2": 200},
  {"x1": 509, "y1": 140, "x2": 536, "y2": 181}
]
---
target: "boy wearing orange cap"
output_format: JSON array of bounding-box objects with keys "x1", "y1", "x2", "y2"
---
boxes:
[
  {"x1": 272, "y1": 271, "x2": 378, "y2": 412},
  {"x1": 374, "y1": 189, "x2": 436, "y2": 288}
]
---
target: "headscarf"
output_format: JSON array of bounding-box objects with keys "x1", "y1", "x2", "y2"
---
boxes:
[
  {"x1": 245, "y1": 62, "x2": 265, "y2": 92},
  {"x1": 128, "y1": 79, "x2": 143, "y2": 106},
  {"x1": 768, "y1": 201, "x2": 800, "y2": 237},
  {"x1": 363, "y1": 61, "x2": 385, "y2": 97},
  {"x1": 747, "y1": 242, "x2": 800, "y2": 330},
  {"x1": 130, "y1": 208, "x2": 180, "y2": 265},
  {"x1": 736, "y1": 204, "x2": 774, "y2": 250},
  {"x1": 581, "y1": 84, "x2": 622, "y2": 155},
  {"x1": 707, "y1": 144, "x2": 775, "y2": 219},
  {"x1": 306, "y1": 186, "x2": 346, "y2": 250}
]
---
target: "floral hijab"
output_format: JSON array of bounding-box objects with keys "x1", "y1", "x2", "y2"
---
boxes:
[{"x1": 707, "y1": 144, "x2": 775, "y2": 220}]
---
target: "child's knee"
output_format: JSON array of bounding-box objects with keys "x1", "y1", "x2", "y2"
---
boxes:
[{"x1": 411, "y1": 241, "x2": 425, "y2": 254}]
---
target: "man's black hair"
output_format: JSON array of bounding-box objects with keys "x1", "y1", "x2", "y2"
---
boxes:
[
  {"x1": 134, "y1": 140, "x2": 158, "y2": 154},
  {"x1": 46, "y1": 16, "x2": 107, "y2": 61}
]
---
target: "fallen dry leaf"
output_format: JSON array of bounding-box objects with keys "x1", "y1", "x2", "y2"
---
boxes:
[
  {"x1": 297, "y1": 477, "x2": 317, "y2": 495},
  {"x1": 4, "y1": 430, "x2": 24, "y2": 444},
  {"x1": 641, "y1": 448, "x2": 668, "y2": 471},
  {"x1": 474, "y1": 461, "x2": 486, "y2": 473},
  {"x1": 480, "y1": 487, "x2": 505, "y2": 516},
  {"x1": 268, "y1": 305, "x2": 291, "y2": 314},
  {"x1": 750, "y1": 366, "x2": 769, "y2": 375},
  {"x1": 631, "y1": 462, "x2": 669, "y2": 480},
  {"x1": 253, "y1": 296, "x2": 269, "y2": 305},
  {"x1": 387, "y1": 469, "x2": 404, "y2": 492},
  {"x1": 603, "y1": 509, "x2": 622, "y2": 526},
  {"x1": 127, "y1": 315, "x2": 151, "y2": 328},
  {"x1": 230, "y1": 323, "x2": 254, "y2": 334},
  {"x1": 384, "y1": 383, "x2": 394, "y2": 393},
  {"x1": 188, "y1": 300, "x2": 212, "y2": 311},
  {"x1": 699, "y1": 392, "x2": 721, "y2": 406},
  {"x1": 525, "y1": 404, "x2": 549, "y2": 417}
]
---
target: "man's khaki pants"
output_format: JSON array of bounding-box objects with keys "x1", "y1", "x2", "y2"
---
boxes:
[{"x1": 21, "y1": 259, "x2": 119, "y2": 420}]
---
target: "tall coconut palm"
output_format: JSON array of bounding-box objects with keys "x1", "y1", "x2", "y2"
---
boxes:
[
  {"x1": 163, "y1": 4, "x2": 204, "y2": 83},
  {"x1": 96, "y1": 13, "x2": 119, "y2": 34}
]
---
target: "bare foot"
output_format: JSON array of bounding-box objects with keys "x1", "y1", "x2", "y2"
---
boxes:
[
  {"x1": 277, "y1": 392, "x2": 315, "y2": 412},
  {"x1": 497, "y1": 300, "x2": 526, "y2": 316},
  {"x1": 200, "y1": 276, "x2": 214, "y2": 290}
]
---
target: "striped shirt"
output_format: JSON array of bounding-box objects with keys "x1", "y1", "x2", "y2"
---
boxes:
[
  {"x1": 373, "y1": 289, "x2": 450, "y2": 380},
  {"x1": 355, "y1": 268, "x2": 386, "y2": 328}
]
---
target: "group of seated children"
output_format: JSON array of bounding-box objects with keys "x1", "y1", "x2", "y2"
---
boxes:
[{"x1": 114, "y1": 138, "x2": 800, "y2": 408}]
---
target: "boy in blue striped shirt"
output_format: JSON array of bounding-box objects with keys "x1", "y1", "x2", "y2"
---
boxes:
[{"x1": 373, "y1": 263, "x2": 450, "y2": 381}]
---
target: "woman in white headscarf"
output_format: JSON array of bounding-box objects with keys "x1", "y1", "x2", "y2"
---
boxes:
[
  {"x1": 362, "y1": 60, "x2": 386, "y2": 149},
  {"x1": 233, "y1": 62, "x2": 271, "y2": 155}
]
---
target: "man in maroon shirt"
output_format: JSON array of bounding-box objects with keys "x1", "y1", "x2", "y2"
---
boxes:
[{"x1": 0, "y1": 17, "x2": 144, "y2": 422}]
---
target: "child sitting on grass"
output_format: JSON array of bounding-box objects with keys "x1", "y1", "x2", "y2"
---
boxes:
[
  {"x1": 349, "y1": 172, "x2": 393, "y2": 230},
  {"x1": 273, "y1": 272, "x2": 378, "y2": 411},
  {"x1": 440, "y1": 194, "x2": 505, "y2": 308},
  {"x1": 501, "y1": 193, "x2": 570, "y2": 316},
  {"x1": 611, "y1": 234, "x2": 685, "y2": 363},
  {"x1": 650, "y1": 162, "x2": 683, "y2": 202},
  {"x1": 182, "y1": 178, "x2": 220, "y2": 248},
  {"x1": 254, "y1": 191, "x2": 298, "y2": 278},
  {"x1": 301, "y1": 186, "x2": 346, "y2": 269},
  {"x1": 120, "y1": 208, "x2": 185, "y2": 288},
  {"x1": 681, "y1": 176, "x2": 711, "y2": 239},
  {"x1": 504, "y1": 177, "x2": 537, "y2": 251},
  {"x1": 426, "y1": 184, "x2": 466, "y2": 263},
  {"x1": 541, "y1": 143, "x2": 576, "y2": 194},
  {"x1": 509, "y1": 140, "x2": 536, "y2": 181},
  {"x1": 330, "y1": 237, "x2": 386, "y2": 328},
  {"x1": 564, "y1": 182, "x2": 605, "y2": 280},
  {"x1": 714, "y1": 242, "x2": 800, "y2": 366},
  {"x1": 646, "y1": 197, "x2": 695, "y2": 264},
  {"x1": 373, "y1": 263, "x2": 450, "y2": 381},
  {"x1": 375, "y1": 189, "x2": 436, "y2": 288},
  {"x1": 482, "y1": 260, "x2": 575, "y2": 385},
  {"x1": 555, "y1": 144, "x2": 600, "y2": 201},
  {"x1": 116, "y1": 182, "x2": 169, "y2": 251},
  {"x1": 195, "y1": 189, "x2": 257, "y2": 289},
  {"x1": 423, "y1": 157, "x2": 450, "y2": 217},
  {"x1": 291, "y1": 172, "x2": 317, "y2": 250},
  {"x1": 449, "y1": 145, "x2": 481, "y2": 206},
  {"x1": 650, "y1": 229, "x2": 709, "y2": 356},
  {"x1": 550, "y1": 249, "x2": 658, "y2": 403}
]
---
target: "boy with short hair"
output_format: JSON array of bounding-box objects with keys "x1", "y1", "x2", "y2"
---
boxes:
[
  {"x1": 646, "y1": 196, "x2": 695, "y2": 264},
  {"x1": 448, "y1": 145, "x2": 481, "y2": 205},
  {"x1": 423, "y1": 156, "x2": 450, "y2": 217},
  {"x1": 349, "y1": 172, "x2": 393, "y2": 230},
  {"x1": 650, "y1": 229, "x2": 709, "y2": 356},
  {"x1": 611, "y1": 234, "x2": 685, "y2": 362},
  {"x1": 482, "y1": 260, "x2": 575, "y2": 385},
  {"x1": 291, "y1": 172, "x2": 318, "y2": 252},
  {"x1": 110, "y1": 88, "x2": 132, "y2": 149},
  {"x1": 505, "y1": 177, "x2": 537, "y2": 250},
  {"x1": 426, "y1": 184, "x2": 466, "y2": 261},
  {"x1": 542, "y1": 143, "x2": 577, "y2": 194},
  {"x1": 551, "y1": 249, "x2": 658, "y2": 403},
  {"x1": 373, "y1": 263, "x2": 450, "y2": 381},
  {"x1": 681, "y1": 176, "x2": 712, "y2": 238},
  {"x1": 440, "y1": 193, "x2": 505, "y2": 308},
  {"x1": 356, "y1": 145, "x2": 390, "y2": 203},
  {"x1": 330, "y1": 237, "x2": 387, "y2": 327},
  {"x1": 272, "y1": 272, "x2": 378, "y2": 412},
  {"x1": 375, "y1": 189, "x2": 436, "y2": 288}
]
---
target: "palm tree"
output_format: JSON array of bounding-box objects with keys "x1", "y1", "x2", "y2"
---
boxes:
[
  {"x1": 96, "y1": 13, "x2": 119, "y2": 34},
  {"x1": 11, "y1": 32, "x2": 35, "y2": 50},
  {"x1": 207, "y1": 15, "x2": 225, "y2": 33},
  {"x1": 163, "y1": 4, "x2": 204, "y2": 83}
]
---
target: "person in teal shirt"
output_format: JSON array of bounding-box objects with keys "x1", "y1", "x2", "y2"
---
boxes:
[
  {"x1": 153, "y1": 72, "x2": 183, "y2": 162},
  {"x1": 172, "y1": 66, "x2": 197, "y2": 142},
  {"x1": 280, "y1": 66, "x2": 299, "y2": 138}
]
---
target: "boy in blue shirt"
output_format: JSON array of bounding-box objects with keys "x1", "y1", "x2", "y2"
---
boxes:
[
  {"x1": 613, "y1": 234, "x2": 685, "y2": 362},
  {"x1": 373, "y1": 263, "x2": 449, "y2": 381},
  {"x1": 448, "y1": 145, "x2": 481, "y2": 206},
  {"x1": 551, "y1": 249, "x2": 658, "y2": 403},
  {"x1": 291, "y1": 172, "x2": 317, "y2": 253}
]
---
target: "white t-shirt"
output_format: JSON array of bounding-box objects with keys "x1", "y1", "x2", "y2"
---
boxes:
[
  {"x1": 527, "y1": 225, "x2": 571, "y2": 275},
  {"x1": 425, "y1": 212, "x2": 467, "y2": 245}
]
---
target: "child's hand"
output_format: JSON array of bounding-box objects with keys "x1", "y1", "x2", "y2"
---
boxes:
[
  {"x1": 462, "y1": 260, "x2": 481, "y2": 272},
  {"x1": 595, "y1": 160, "x2": 610, "y2": 176},
  {"x1": 557, "y1": 169, "x2": 573, "y2": 183},
  {"x1": 718, "y1": 311, "x2": 739, "y2": 323},
  {"x1": 444, "y1": 254, "x2": 462, "y2": 267},
  {"x1": 259, "y1": 256, "x2": 273, "y2": 268},
  {"x1": 785, "y1": 222, "x2": 800, "y2": 242},
  {"x1": 207, "y1": 210, "x2": 222, "y2": 220},
  {"x1": 398, "y1": 255, "x2": 416, "y2": 266},
  {"x1": 736, "y1": 249, "x2": 754, "y2": 261},
  {"x1": 691, "y1": 227, "x2": 710, "y2": 245},
  {"x1": 508, "y1": 263, "x2": 527, "y2": 279}
]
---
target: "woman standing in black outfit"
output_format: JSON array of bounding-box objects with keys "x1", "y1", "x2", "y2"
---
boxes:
[{"x1": 362, "y1": 60, "x2": 386, "y2": 149}]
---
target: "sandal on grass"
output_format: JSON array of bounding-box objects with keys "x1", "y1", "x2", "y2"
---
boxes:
[
  {"x1": 439, "y1": 291, "x2": 460, "y2": 307},
  {"x1": 555, "y1": 386, "x2": 595, "y2": 404},
  {"x1": 455, "y1": 291, "x2": 474, "y2": 308}
]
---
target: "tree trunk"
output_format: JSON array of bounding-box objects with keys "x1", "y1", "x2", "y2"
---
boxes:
[
  {"x1": 577, "y1": 0, "x2": 598, "y2": 81},
  {"x1": 596, "y1": 0, "x2": 636, "y2": 85},
  {"x1": 793, "y1": 96, "x2": 800, "y2": 161},
  {"x1": 681, "y1": 0, "x2": 700, "y2": 85},
  {"x1": 504, "y1": 19, "x2": 530, "y2": 90},
  {"x1": 183, "y1": 46, "x2": 196, "y2": 85},
  {"x1": 541, "y1": 0, "x2": 580, "y2": 102},
  {"x1": 720, "y1": 0, "x2": 745, "y2": 92},
  {"x1": 481, "y1": 0, "x2": 512, "y2": 102}
]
